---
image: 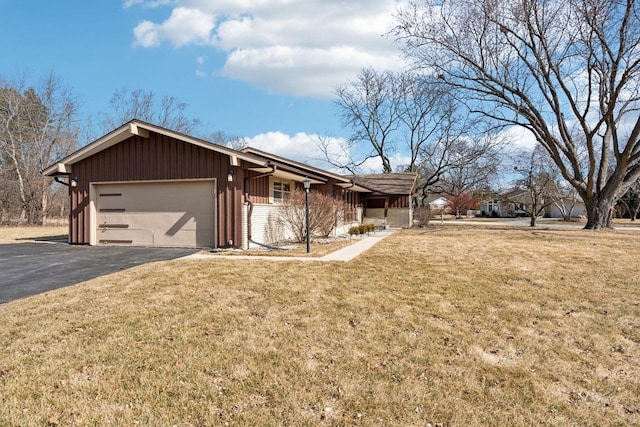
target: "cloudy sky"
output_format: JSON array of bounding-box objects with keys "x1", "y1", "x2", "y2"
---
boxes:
[{"x1": 0, "y1": 0, "x2": 409, "y2": 171}]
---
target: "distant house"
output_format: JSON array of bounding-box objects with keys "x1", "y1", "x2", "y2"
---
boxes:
[
  {"x1": 427, "y1": 196, "x2": 451, "y2": 214},
  {"x1": 480, "y1": 190, "x2": 585, "y2": 219},
  {"x1": 43, "y1": 120, "x2": 418, "y2": 249}
]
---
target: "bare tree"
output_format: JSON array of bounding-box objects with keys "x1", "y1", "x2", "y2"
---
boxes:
[
  {"x1": 508, "y1": 146, "x2": 555, "y2": 226},
  {"x1": 329, "y1": 67, "x2": 502, "y2": 188},
  {"x1": 100, "y1": 87, "x2": 201, "y2": 134},
  {"x1": 332, "y1": 68, "x2": 400, "y2": 173},
  {"x1": 544, "y1": 160, "x2": 582, "y2": 221},
  {"x1": 417, "y1": 130, "x2": 502, "y2": 205},
  {"x1": 616, "y1": 179, "x2": 640, "y2": 221},
  {"x1": 0, "y1": 74, "x2": 78, "y2": 224},
  {"x1": 550, "y1": 181, "x2": 581, "y2": 221},
  {"x1": 207, "y1": 130, "x2": 249, "y2": 150},
  {"x1": 396, "y1": 0, "x2": 640, "y2": 229}
]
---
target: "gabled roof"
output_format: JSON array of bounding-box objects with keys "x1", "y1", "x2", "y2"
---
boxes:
[
  {"x1": 42, "y1": 119, "x2": 267, "y2": 176},
  {"x1": 349, "y1": 173, "x2": 418, "y2": 196},
  {"x1": 42, "y1": 120, "x2": 416, "y2": 197},
  {"x1": 241, "y1": 147, "x2": 372, "y2": 192}
]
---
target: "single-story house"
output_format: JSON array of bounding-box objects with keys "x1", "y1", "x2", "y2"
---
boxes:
[
  {"x1": 43, "y1": 120, "x2": 417, "y2": 249},
  {"x1": 426, "y1": 196, "x2": 451, "y2": 214},
  {"x1": 481, "y1": 190, "x2": 585, "y2": 218}
]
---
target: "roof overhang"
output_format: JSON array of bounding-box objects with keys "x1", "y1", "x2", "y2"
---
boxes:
[
  {"x1": 241, "y1": 147, "x2": 372, "y2": 192},
  {"x1": 46, "y1": 163, "x2": 73, "y2": 176},
  {"x1": 43, "y1": 120, "x2": 267, "y2": 177},
  {"x1": 274, "y1": 170, "x2": 325, "y2": 185},
  {"x1": 247, "y1": 166, "x2": 326, "y2": 185},
  {"x1": 335, "y1": 182, "x2": 373, "y2": 192}
]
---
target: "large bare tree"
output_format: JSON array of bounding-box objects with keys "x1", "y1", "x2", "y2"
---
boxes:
[
  {"x1": 0, "y1": 74, "x2": 78, "y2": 224},
  {"x1": 330, "y1": 68, "x2": 402, "y2": 173},
  {"x1": 327, "y1": 67, "x2": 501, "y2": 190},
  {"x1": 100, "y1": 87, "x2": 201, "y2": 135},
  {"x1": 396, "y1": 0, "x2": 640, "y2": 229}
]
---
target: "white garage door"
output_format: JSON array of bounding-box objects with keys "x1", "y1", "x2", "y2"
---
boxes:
[{"x1": 95, "y1": 180, "x2": 216, "y2": 247}]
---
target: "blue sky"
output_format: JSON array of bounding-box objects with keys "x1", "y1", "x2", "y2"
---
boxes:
[{"x1": 1, "y1": 0, "x2": 408, "y2": 170}]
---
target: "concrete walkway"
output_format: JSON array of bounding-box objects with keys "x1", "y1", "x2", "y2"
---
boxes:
[{"x1": 183, "y1": 229, "x2": 397, "y2": 262}]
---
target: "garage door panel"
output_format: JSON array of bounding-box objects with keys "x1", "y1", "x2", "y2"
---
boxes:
[
  {"x1": 95, "y1": 181, "x2": 215, "y2": 247},
  {"x1": 99, "y1": 211, "x2": 212, "y2": 231},
  {"x1": 97, "y1": 228, "x2": 154, "y2": 246},
  {"x1": 155, "y1": 229, "x2": 215, "y2": 247}
]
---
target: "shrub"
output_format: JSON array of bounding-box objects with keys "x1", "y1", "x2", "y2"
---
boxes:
[
  {"x1": 348, "y1": 225, "x2": 362, "y2": 236},
  {"x1": 278, "y1": 187, "x2": 344, "y2": 242},
  {"x1": 412, "y1": 207, "x2": 432, "y2": 227},
  {"x1": 358, "y1": 223, "x2": 375, "y2": 234}
]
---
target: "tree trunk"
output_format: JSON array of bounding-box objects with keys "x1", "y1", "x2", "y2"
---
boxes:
[
  {"x1": 530, "y1": 215, "x2": 536, "y2": 227},
  {"x1": 40, "y1": 186, "x2": 48, "y2": 226},
  {"x1": 584, "y1": 195, "x2": 615, "y2": 229}
]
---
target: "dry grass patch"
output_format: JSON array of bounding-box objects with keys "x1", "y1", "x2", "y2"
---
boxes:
[
  {"x1": 0, "y1": 226, "x2": 639, "y2": 426},
  {"x1": 0, "y1": 226, "x2": 68, "y2": 244}
]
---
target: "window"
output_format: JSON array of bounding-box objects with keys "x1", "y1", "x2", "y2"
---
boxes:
[{"x1": 273, "y1": 179, "x2": 290, "y2": 203}]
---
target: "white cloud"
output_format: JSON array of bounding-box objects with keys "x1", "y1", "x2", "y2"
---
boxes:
[
  {"x1": 128, "y1": 0, "x2": 408, "y2": 98},
  {"x1": 501, "y1": 126, "x2": 538, "y2": 153},
  {"x1": 124, "y1": 0, "x2": 171, "y2": 9},
  {"x1": 133, "y1": 7, "x2": 216, "y2": 48}
]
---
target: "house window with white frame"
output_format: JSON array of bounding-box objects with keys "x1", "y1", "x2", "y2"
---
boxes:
[{"x1": 273, "y1": 179, "x2": 291, "y2": 203}]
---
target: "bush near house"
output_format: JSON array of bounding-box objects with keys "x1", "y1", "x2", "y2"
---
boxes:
[
  {"x1": 278, "y1": 188, "x2": 344, "y2": 242},
  {"x1": 413, "y1": 207, "x2": 432, "y2": 227},
  {"x1": 349, "y1": 223, "x2": 376, "y2": 237}
]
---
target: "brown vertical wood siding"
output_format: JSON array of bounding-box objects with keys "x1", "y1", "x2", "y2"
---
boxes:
[
  {"x1": 68, "y1": 131, "x2": 242, "y2": 247},
  {"x1": 365, "y1": 195, "x2": 410, "y2": 209},
  {"x1": 243, "y1": 171, "x2": 270, "y2": 204}
]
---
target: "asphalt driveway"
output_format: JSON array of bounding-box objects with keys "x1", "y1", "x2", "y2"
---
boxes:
[{"x1": 0, "y1": 243, "x2": 198, "y2": 304}]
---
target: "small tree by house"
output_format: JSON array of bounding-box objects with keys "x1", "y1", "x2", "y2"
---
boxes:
[
  {"x1": 508, "y1": 147, "x2": 555, "y2": 226},
  {"x1": 277, "y1": 187, "x2": 344, "y2": 243},
  {"x1": 446, "y1": 193, "x2": 479, "y2": 218}
]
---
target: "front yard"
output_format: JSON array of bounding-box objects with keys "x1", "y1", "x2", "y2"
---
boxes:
[{"x1": 0, "y1": 226, "x2": 638, "y2": 425}]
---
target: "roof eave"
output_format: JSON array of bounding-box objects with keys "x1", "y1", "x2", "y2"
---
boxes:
[
  {"x1": 43, "y1": 120, "x2": 267, "y2": 177},
  {"x1": 241, "y1": 147, "x2": 368, "y2": 189}
]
